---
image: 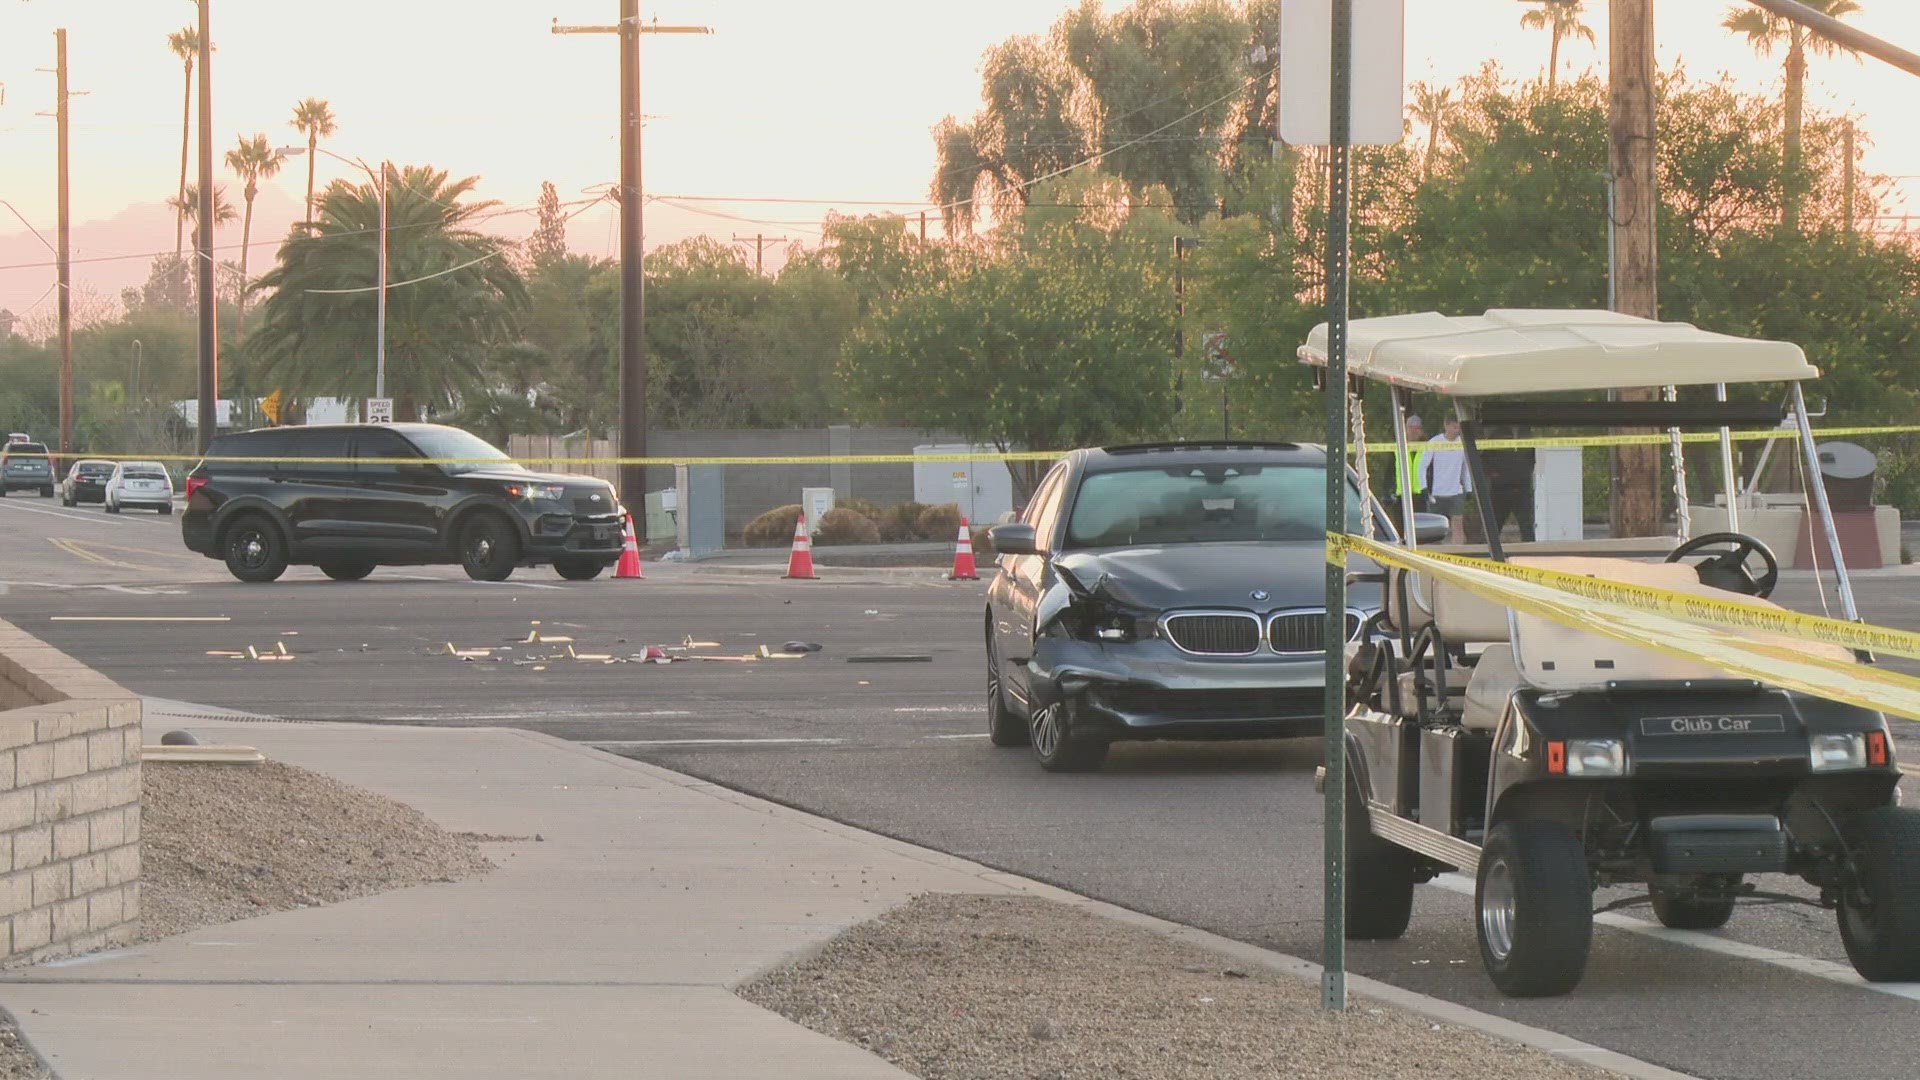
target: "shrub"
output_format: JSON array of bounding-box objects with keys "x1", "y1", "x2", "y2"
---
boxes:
[
  {"x1": 916, "y1": 502, "x2": 964, "y2": 541},
  {"x1": 816, "y1": 507, "x2": 881, "y2": 545},
  {"x1": 970, "y1": 525, "x2": 994, "y2": 558},
  {"x1": 743, "y1": 504, "x2": 805, "y2": 546},
  {"x1": 877, "y1": 501, "x2": 929, "y2": 542},
  {"x1": 837, "y1": 496, "x2": 883, "y2": 520}
]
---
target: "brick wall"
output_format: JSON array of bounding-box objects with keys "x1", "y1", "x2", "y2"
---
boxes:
[{"x1": 0, "y1": 620, "x2": 141, "y2": 964}]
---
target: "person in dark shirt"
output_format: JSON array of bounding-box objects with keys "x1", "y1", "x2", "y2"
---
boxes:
[{"x1": 1481, "y1": 426, "x2": 1536, "y2": 543}]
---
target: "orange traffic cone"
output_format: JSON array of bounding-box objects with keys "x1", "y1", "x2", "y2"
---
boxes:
[
  {"x1": 949, "y1": 517, "x2": 979, "y2": 581},
  {"x1": 615, "y1": 512, "x2": 643, "y2": 579},
  {"x1": 783, "y1": 511, "x2": 817, "y2": 580}
]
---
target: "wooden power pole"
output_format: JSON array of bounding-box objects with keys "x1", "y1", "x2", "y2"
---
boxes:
[
  {"x1": 1609, "y1": 0, "x2": 1659, "y2": 536},
  {"x1": 731, "y1": 233, "x2": 790, "y2": 275},
  {"x1": 51, "y1": 31, "x2": 74, "y2": 460},
  {"x1": 553, "y1": 8, "x2": 710, "y2": 536},
  {"x1": 194, "y1": 0, "x2": 218, "y2": 454}
]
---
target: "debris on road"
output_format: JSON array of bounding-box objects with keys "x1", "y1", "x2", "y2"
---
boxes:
[
  {"x1": 741, "y1": 894, "x2": 1603, "y2": 1080},
  {"x1": 141, "y1": 760, "x2": 492, "y2": 943},
  {"x1": 781, "y1": 641, "x2": 824, "y2": 654}
]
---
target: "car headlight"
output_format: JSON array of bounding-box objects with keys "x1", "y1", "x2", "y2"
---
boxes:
[
  {"x1": 505, "y1": 482, "x2": 566, "y2": 502},
  {"x1": 1563, "y1": 738, "x2": 1627, "y2": 777},
  {"x1": 1810, "y1": 733, "x2": 1868, "y2": 773}
]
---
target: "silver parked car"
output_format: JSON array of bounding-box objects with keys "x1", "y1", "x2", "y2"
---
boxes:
[{"x1": 105, "y1": 461, "x2": 175, "y2": 515}]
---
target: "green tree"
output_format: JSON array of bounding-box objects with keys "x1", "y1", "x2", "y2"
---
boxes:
[
  {"x1": 245, "y1": 166, "x2": 527, "y2": 420},
  {"x1": 843, "y1": 174, "x2": 1177, "y2": 496},
  {"x1": 289, "y1": 98, "x2": 337, "y2": 230},
  {"x1": 1722, "y1": 0, "x2": 1862, "y2": 231},
  {"x1": 528, "y1": 181, "x2": 569, "y2": 268},
  {"x1": 167, "y1": 183, "x2": 238, "y2": 235},
  {"x1": 225, "y1": 133, "x2": 283, "y2": 328},
  {"x1": 166, "y1": 26, "x2": 201, "y2": 259},
  {"x1": 1409, "y1": 80, "x2": 1453, "y2": 181},
  {"x1": 1519, "y1": 1, "x2": 1597, "y2": 91}
]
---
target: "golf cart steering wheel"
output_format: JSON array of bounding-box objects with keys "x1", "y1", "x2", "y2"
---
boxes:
[{"x1": 1665, "y1": 532, "x2": 1780, "y2": 598}]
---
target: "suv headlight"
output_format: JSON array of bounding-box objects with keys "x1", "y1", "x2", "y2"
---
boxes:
[
  {"x1": 1810, "y1": 733, "x2": 1868, "y2": 772},
  {"x1": 1563, "y1": 738, "x2": 1627, "y2": 777},
  {"x1": 505, "y1": 482, "x2": 566, "y2": 502}
]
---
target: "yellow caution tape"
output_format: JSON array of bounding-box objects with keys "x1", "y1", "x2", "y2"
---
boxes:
[
  {"x1": 64, "y1": 423, "x2": 1920, "y2": 467},
  {"x1": 1328, "y1": 532, "x2": 1920, "y2": 721}
]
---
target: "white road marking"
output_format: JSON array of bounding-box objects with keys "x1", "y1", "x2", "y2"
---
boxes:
[
  {"x1": 588, "y1": 738, "x2": 843, "y2": 747},
  {"x1": 895, "y1": 706, "x2": 978, "y2": 714},
  {"x1": 931, "y1": 733, "x2": 991, "y2": 740},
  {"x1": 1427, "y1": 873, "x2": 1920, "y2": 1003},
  {"x1": 51, "y1": 616, "x2": 231, "y2": 623},
  {"x1": 0, "y1": 580, "x2": 185, "y2": 595},
  {"x1": 470, "y1": 580, "x2": 568, "y2": 591},
  {"x1": 377, "y1": 710, "x2": 693, "y2": 721},
  {"x1": 0, "y1": 500, "x2": 126, "y2": 525}
]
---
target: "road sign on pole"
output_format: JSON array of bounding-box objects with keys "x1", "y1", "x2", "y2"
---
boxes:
[
  {"x1": 365, "y1": 398, "x2": 393, "y2": 424},
  {"x1": 1279, "y1": 0, "x2": 1404, "y2": 147}
]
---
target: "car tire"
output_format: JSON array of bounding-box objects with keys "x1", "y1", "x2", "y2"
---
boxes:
[
  {"x1": 159, "y1": 502, "x2": 173, "y2": 516},
  {"x1": 1651, "y1": 883, "x2": 1737, "y2": 930},
  {"x1": 222, "y1": 515, "x2": 289, "y2": 583},
  {"x1": 553, "y1": 559, "x2": 606, "y2": 581},
  {"x1": 1476, "y1": 819, "x2": 1593, "y2": 997},
  {"x1": 459, "y1": 514, "x2": 520, "y2": 582},
  {"x1": 1345, "y1": 772, "x2": 1416, "y2": 940},
  {"x1": 1837, "y1": 806, "x2": 1920, "y2": 982},
  {"x1": 1028, "y1": 700, "x2": 1107, "y2": 773},
  {"x1": 104, "y1": 499, "x2": 120, "y2": 514},
  {"x1": 40, "y1": 485, "x2": 53, "y2": 498},
  {"x1": 62, "y1": 495, "x2": 74, "y2": 507},
  {"x1": 319, "y1": 562, "x2": 376, "y2": 582},
  {"x1": 985, "y1": 631, "x2": 1028, "y2": 747}
]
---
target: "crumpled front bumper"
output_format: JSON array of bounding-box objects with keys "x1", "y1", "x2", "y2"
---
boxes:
[{"x1": 1026, "y1": 637, "x2": 1333, "y2": 742}]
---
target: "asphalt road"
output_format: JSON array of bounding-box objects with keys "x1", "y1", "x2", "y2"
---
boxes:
[{"x1": 4, "y1": 492, "x2": 1920, "y2": 1080}]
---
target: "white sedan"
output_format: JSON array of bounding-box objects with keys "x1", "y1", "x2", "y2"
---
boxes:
[{"x1": 105, "y1": 461, "x2": 175, "y2": 515}]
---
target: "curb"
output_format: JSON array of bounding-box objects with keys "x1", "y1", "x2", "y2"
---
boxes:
[
  {"x1": 0, "y1": 1003, "x2": 56, "y2": 1080},
  {"x1": 166, "y1": 713, "x2": 1693, "y2": 1080}
]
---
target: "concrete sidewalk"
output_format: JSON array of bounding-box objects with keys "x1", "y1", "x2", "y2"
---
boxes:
[
  {"x1": 0, "y1": 714, "x2": 1022, "y2": 1079},
  {"x1": 0, "y1": 707, "x2": 1688, "y2": 1080}
]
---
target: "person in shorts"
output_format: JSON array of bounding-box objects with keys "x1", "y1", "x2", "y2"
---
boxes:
[{"x1": 1420, "y1": 416, "x2": 1471, "y2": 543}]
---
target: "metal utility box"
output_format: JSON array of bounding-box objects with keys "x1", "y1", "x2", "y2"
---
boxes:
[
  {"x1": 675, "y1": 464, "x2": 726, "y2": 557},
  {"x1": 800, "y1": 487, "x2": 836, "y2": 533},
  {"x1": 913, "y1": 444, "x2": 1014, "y2": 524}
]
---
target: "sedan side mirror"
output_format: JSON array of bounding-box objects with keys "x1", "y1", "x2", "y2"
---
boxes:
[
  {"x1": 1412, "y1": 512, "x2": 1452, "y2": 546},
  {"x1": 988, "y1": 523, "x2": 1038, "y2": 557}
]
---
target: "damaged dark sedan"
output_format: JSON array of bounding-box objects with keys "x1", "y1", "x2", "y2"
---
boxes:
[{"x1": 985, "y1": 442, "x2": 1444, "y2": 772}]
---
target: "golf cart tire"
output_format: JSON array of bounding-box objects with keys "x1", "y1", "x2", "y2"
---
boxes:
[
  {"x1": 1838, "y1": 807, "x2": 1920, "y2": 982},
  {"x1": 1651, "y1": 887, "x2": 1737, "y2": 931},
  {"x1": 1344, "y1": 774, "x2": 1415, "y2": 940},
  {"x1": 1476, "y1": 819, "x2": 1593, "y2": 998}
]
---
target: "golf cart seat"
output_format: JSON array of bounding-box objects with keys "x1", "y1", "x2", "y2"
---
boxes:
[{"x1": 1461, "y1": 645, "x2": 1522, "y2": 731}]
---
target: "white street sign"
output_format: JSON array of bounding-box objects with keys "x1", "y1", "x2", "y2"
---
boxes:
[
  {"x1": 365, "y1": 398, "x2": 394, "y2": 424},
  {"x1": 1278, "y1": 0, "x2": 1405, "y2": 147}
]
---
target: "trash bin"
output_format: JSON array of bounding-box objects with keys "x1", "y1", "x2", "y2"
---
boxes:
[{"x1": 1816, "y1": 441, "x2": 1876, "y2": 511}]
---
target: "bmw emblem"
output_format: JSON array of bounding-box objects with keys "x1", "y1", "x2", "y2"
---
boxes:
[
  {"x1": 1250, "y1": 589, "x2": 1270, "y2": 602},
  {"x1": 590, "y1": 493, "x2": 602, "y2": 503}
]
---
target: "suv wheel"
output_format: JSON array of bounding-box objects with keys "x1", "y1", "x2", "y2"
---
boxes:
[
  {"x1": 553, "y1": 558, "x2": 606, "y2": 581},
  {"x1": 104, "y1": 498, "x2": 120, "y2": 514},
  {"x1": 986, "y1": 632, "x2": 1027, "y2": 746},
  {"x1": 320, "y1": 561, "x2": 376, "y2": 582},
  {"x1": 222, "y1": 515, "x2": 289, "y2": 583},
  {"x1": 459, "y1": 514, "x2": 520, "y2": 582},
  {"x1": 39, "y1": 485, "x2": 53, "y2": 498},
  {"x1": 1837, "y1": 807, "x2": 1920, "y2": 981},
  {"x1": 1029, "y1": 699, "x2": 1108, "y2": 772},
  {"x1": 1476, "y1": 819, "x2": 1593, "y2": 997}
]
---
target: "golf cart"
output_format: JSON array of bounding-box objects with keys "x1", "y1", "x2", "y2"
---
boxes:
[{"x1": 1301, "y1": 309, "x2": 1914, "y2": 998}]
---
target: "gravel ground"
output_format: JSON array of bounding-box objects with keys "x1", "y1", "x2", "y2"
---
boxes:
[
  {"x1": 741, "y1": 894, "x2": 1603, "y2": 1080},
  {"x1": 140, "y1": 760, "x2": 493, "y2": 941},
  {"x1": 0, "y1": 1022, "x2": 48, "y2": 1080}
]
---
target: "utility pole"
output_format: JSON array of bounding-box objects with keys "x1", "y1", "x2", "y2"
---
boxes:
[
  {"x1": 194, "y1": 0, "x2": 217, "y2": 453},
  {"x1": 553, "y1": 9, "x2": 711, "y2": 535},
  {"x1": 731, "y1": 233, "x2": 790, "y2": 275},
  {"x1": 1608, "y1": 0, "x2": 1659, "y2": 536},
  {"x1": 1843, "y1": 118, "x2": 1856, "y2": 234},
  {"x1": 918, "y1": 210, "x2": 927, "y2": 242},
  {"x1": 38, "y1": 31, "x2": 77, "y2": 460}
]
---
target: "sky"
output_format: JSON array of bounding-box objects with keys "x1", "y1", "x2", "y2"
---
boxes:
[{"x1": 4, "y1": 0, "x2": 1920, "y2": 318}]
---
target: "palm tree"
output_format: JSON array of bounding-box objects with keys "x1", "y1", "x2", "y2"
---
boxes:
[
  {"x1": 1409, "y1": 81, "x2": 1453, "y2": 182},
  {"x1": 247, "y1": 166, "x2": 529, "y2": 421},
  {"x1": 1518, "y1": 1, "x2": 1597, "y2": 91},
  {"x1": 166, "y1": 26, "x2": 200, "y2": 258},
  {"x1": 1723, "y1": 1, "x2": 1862, "y2": 231},
  {"x1": 224, "y1": 134, "x2": 283, "y2": 329},
  {"x1": 289, "y1": 98, "x2": 337, "y2": 230},
  {"x1": 167, "y1": 183, "x2": 238, "y2": 236}
]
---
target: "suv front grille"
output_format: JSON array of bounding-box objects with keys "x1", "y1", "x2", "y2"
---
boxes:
[
  {"x1": 573, "y1": 496, "x2": 614, "y2": 515},
  {"x1": 1162, "y1": 612, "x2": 1262, "y2": 656},
  {"x1": 1268, "y1": 611, "x2": 1363, "y2": 654}
]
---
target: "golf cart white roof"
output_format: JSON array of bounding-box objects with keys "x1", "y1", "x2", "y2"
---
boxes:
[{"x1": 1298, "y1": 309, "x2": 1818, "y2": 395}]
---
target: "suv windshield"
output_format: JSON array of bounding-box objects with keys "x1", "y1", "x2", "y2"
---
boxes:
[
  {"x1": 401, "y1": 427, "x2": 518, "y2": 475},
  {"x1": 1065, "y1": 463, "x2": 1366, "y2": 548}
]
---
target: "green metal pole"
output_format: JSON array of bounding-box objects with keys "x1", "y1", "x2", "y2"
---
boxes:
[{"x1": 1321, "y1": 0, "x2": 1354, "y2": 1013}]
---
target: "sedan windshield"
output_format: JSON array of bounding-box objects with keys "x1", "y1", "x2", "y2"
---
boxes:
[
  {"x1": 400, "y1": 427, "x2": 518, "y2": 475},
  {"x1": 1065, "y1": 463, "x2": 1365, "y2": 548},
  {"x1": 76, "y1": 464, "x2": 113, "y2": 478}
]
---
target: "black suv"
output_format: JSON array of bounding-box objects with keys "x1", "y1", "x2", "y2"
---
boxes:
[{"x1": 182, "y1": 423, "x2": 626, "y2": 583}]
